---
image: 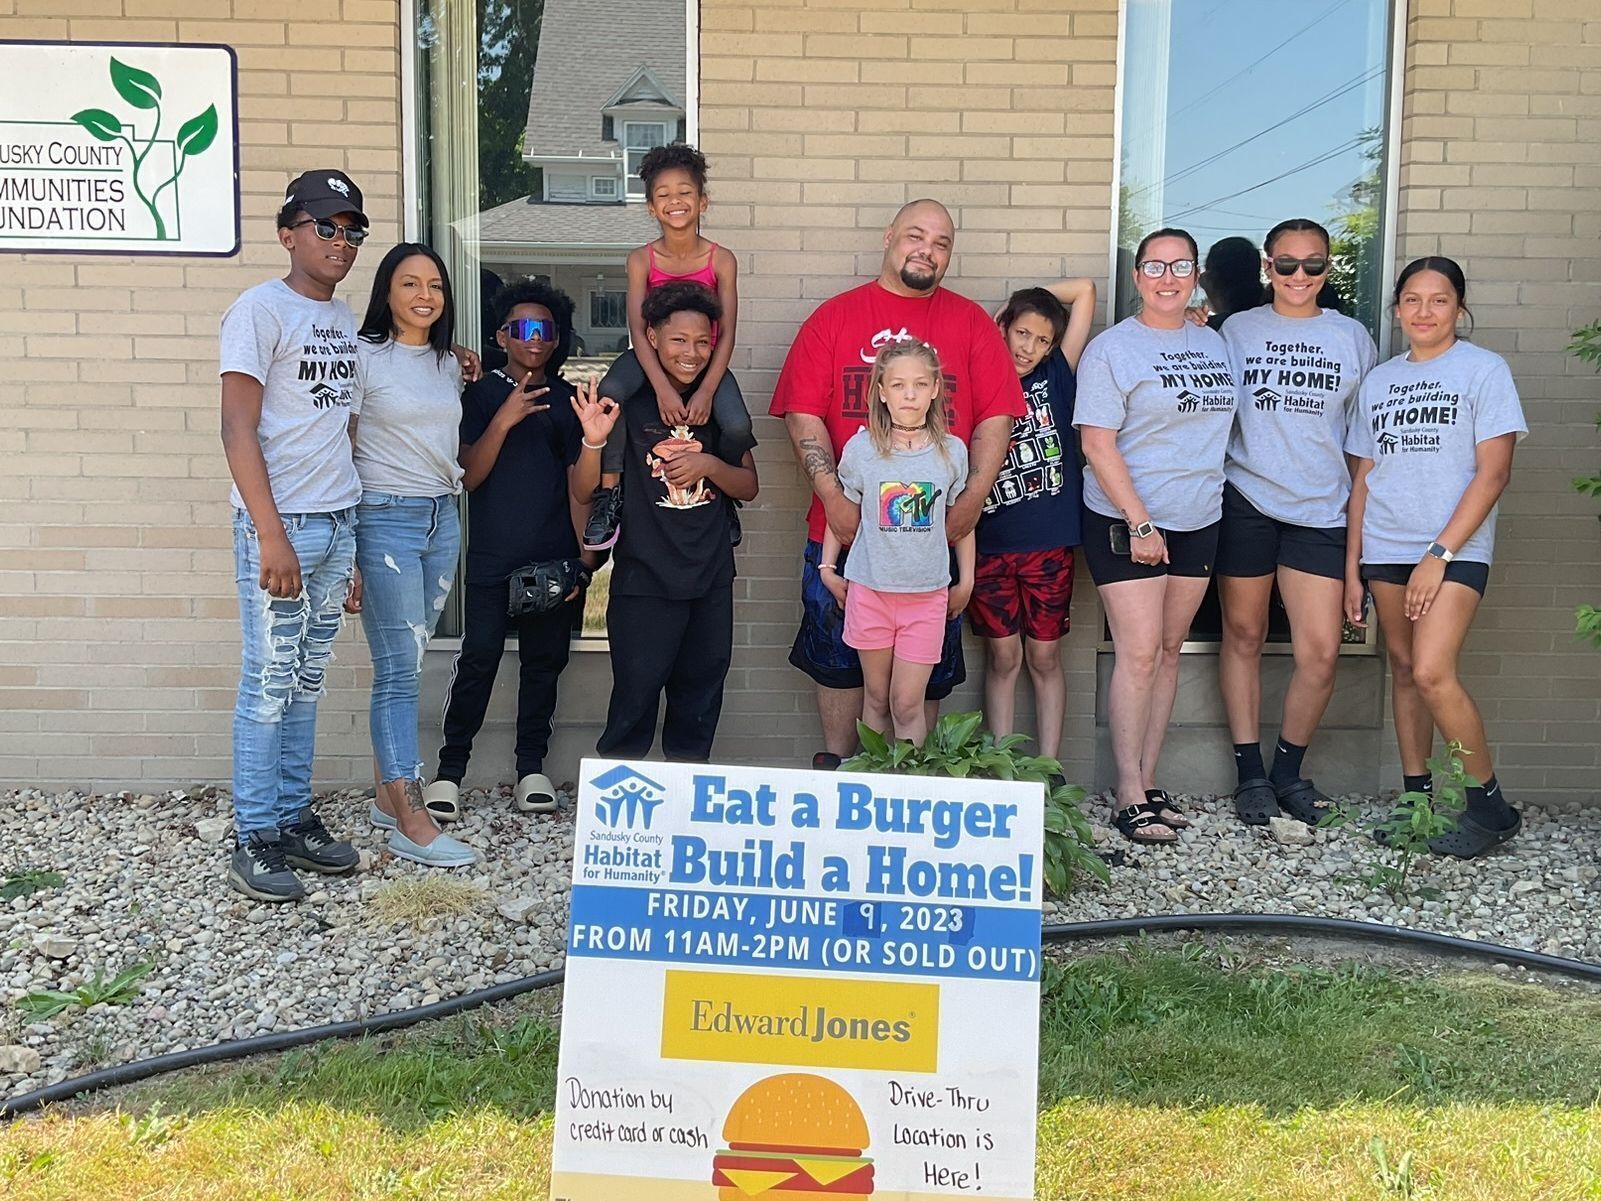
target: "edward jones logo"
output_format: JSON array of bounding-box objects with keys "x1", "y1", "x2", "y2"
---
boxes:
[
  {"x1": 661, "y1": 970, "x2": 939, "y2": 1072},
  {"x1": 589, "y1": 765, "x2": 667, "y2": 830}
]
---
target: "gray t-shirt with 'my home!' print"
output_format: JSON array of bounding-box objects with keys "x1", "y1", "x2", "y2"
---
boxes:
[
  {"x1": 1073, "y1": 316, "x2": 1236, "y2": 530},
  {"x1": 219, "y1": 278, "x2": 362, "y2": 514},
  {"x1": 1345, "y1": 339, "x2": 1527, "y2": 566},
  {"x1": 1222, "y1": 306, "x2": 1378, "y2": 527},
  {"x1": 837, "y1": 430, "x2": 968, "y2": 593}
]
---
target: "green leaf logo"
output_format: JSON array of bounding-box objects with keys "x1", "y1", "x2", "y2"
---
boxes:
[
  {"x1": 176, "y1": 105, "x2": 219, "y2": 157},
  {"x1": 71, "y1": 108, "x2": 122, "y2": 142},
  {"x1": 109, "y1": 57, "x2": 161, "y2": 109}
]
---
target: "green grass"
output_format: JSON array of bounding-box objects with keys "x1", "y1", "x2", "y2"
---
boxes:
[{"x1": 3, "y1": 946, "x2": 1599, "y2": 1199}]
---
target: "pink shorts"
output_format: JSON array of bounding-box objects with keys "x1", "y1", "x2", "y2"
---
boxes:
[{"x1": 843, "y1": 584, "x2": 949, "y2": 665}]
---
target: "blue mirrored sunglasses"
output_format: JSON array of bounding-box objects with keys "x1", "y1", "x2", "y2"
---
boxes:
[{"x1": 502, "y1": 318, "x2": 557, "y2": 342}]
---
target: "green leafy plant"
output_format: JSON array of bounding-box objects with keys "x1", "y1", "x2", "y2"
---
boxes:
[
  {"x1": 1571, "y1": 321, "x2": 1601, "y2": 646},
  {"x1": 1321, "y1": 743, "x2": 1469, "y2": 901},
  {"x1": 0, "y1": 868, "x2": 65, "y2": 901},
  {"x1": 1369, "y1": 1135, "x2": 1436, "y2": 1198},
  {"x1": 70, "y1": 57, "x2": 219, "y2": 241},
  {"x1": 16, "y1": 960, "x2": 154, "y2": 1021},
  {"x1": 843, "y1": 711, "x2": 1108, "y2": 895}
]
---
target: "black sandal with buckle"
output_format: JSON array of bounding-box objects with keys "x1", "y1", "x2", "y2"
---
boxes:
[
  {"x1": 1144, "y1": 788, "x2": 1190, "y2": 829},
  {"x1": 1114, "y1": 804, "x2": 1178, "y2": 845}
]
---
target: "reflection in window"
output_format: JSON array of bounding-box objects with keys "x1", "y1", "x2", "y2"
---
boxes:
[
  {"x1": 1115, "y1": 0, "x2": 1395, "y2": 336},
  {"x1": 415, "y1": 0, "x2": 691, "y2": 640}
]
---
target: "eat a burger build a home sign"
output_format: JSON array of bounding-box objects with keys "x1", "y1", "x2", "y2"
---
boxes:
[{"x1": 551, "y1": 759, "x2": 1043, "y2": 1201}]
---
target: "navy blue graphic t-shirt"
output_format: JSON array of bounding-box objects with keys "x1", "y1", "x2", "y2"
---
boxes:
[{"x1": 976, "y1": 351, "x2": 1083, "y2": 555}]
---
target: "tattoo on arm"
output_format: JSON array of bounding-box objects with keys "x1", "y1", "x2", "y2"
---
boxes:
[{"x1": 799, "y1": 435, "x2": 838, "y2": 486}]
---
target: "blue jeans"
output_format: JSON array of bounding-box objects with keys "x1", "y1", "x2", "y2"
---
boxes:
[
  {"x1": 232, "y1": 508, "x2": 357, "y2": 839},
  {"x1": 355, "y1": 493, "x2": 461, "y2": 784}
]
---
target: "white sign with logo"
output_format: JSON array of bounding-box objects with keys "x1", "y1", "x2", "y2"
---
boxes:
[
  {"x1": 0, "y1": 40, "x2": 238, "y2": 255},
  {"x1": 551, "y1": 758, "x2": 1044, "y2": 1201}
]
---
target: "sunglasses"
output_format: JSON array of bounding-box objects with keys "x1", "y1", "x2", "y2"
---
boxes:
[
  {"x1": 1137, "y1": 258, "x2": 1196, "y2": 279},
  {"x1": 1271, "y1": 255, "x2": 1329, "y2": 278},
  {"x1": 501, "y1": 317, "x2": 557, "y2": 342},
  {"x1": 288, "y1": 218, "x2": 368, "y2": 246}
]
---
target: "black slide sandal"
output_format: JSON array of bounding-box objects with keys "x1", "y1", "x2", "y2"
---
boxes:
[
  {"x1": 1234, "y1": 778, "x2": 1279, "y2": 826},
  {"x1": 1428, "y1": 807, "x2": 1522, "y2": 859},
  {"x1": 1114, "y1": 804, "x2": 1178, "y2": 845},
  {"x1": 1275, "y1": 777, "x2": 1334, "y2": 825}
]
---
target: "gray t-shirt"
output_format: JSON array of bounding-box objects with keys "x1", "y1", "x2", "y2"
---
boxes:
[
  {"x1": 219, "y1": 279, "x2": 361, "y2": 514},
  {"x1": 352, "y1": 340, "x2": 465, "y2": 497},
  {"x1": 838, "y1": 430, "x2": 969, "y2": 593},
  {"x1": 1345, "y1": 339, "x2": 1527, "y2": 565},
  {"x1": 1073, "y1": 316, "x2": 1235, "y2": 530},
  {"x1": 1222, "y1": 306, "x2": 1377, "y2": 527}
]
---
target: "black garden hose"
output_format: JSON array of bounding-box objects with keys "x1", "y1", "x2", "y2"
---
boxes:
[{"x1": 4, "y1": 916, "x2": 1599, "y2": 1120}]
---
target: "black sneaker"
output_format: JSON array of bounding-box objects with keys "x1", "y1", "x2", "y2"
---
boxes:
[
  {"x1": 228, "y1": 830, "x2": 306, "y2": 903},
  {"x1": 812, "y1": 752, "x2": 842, "y2": 771},
  {"x1": 280, "y1": 806, "x2": 359, "y2": 875},
  {"x1": 582, "y1": 485, "x2": 623, "y2": 551}
]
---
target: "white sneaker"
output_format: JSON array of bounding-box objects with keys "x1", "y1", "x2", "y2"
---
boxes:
[
  {"x1": 514, "y1": 772, "x2": 558, "y2": 813},
  {"x1": 422, "y1": 779, "x2": 461, "y2": 823}
]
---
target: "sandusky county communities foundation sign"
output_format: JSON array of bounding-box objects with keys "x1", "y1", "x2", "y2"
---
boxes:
[
  {"x1": 0, "y1": 41, "x2": 239, "y2": 255},
  {"x1": 551, "y1": 759, "x2": 1043, "y2": 1201}
]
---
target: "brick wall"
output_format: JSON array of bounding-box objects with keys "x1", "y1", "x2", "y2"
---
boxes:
[
  {"x1": 1395, "y1": 0, "x2": 1601, "y2": 800},
  {"x1": 0, "y1": 0, "x2": 402, "y2": 787}
]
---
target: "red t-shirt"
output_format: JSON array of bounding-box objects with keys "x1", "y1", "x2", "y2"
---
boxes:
[{"x1": 769, "y1": 281, "x2": 1027, "y2": 542}]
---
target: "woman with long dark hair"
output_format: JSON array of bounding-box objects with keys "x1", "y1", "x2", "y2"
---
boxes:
[
  {"x1": 1345, "y1": 256, "x2": 1526, "y2": 856},
  {"x1": 351, "y1": 242, "x2": 474, "y2": 867},
  {"x1": 1074, "y1": 227, "x2": 1236, "y2": 845},
  {"x1": 1216, "y1": 219, "x2": 1378, "y2": 827}
]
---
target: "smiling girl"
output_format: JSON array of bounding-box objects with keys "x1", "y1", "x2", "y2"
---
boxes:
[
  {"x1": 1345, "y1": 256, "x2": 1526, "y2": 857},
  {"x1": 350, "y1": 242, "x2": 474, "y2": 868}
]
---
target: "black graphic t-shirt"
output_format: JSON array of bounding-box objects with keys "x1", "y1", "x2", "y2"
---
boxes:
[
  {"x1": 611, "y1": 378, "x2": 751, "y2": 599},
  {"x1": 218, "y1": 278, "x2": 361, "y2": 513},
  {"x1": 459, "y1": 370, "x2": 581, "y2": 585},
  {"x1": 977, "y1": 350, "x2": 1083, "y2": 555},
  {"x1": 1072, "y1": 317, "x2": 1235, "y2": 531},
  {"x1": 1221, "y1": 306, "x2": 1378, "y2": 527},
  {"x1": 1346, "y1": 340, "x2": 1526, "y2": 565}
]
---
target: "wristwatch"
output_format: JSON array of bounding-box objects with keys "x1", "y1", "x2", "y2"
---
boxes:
[
  {"x1": 1129, "y1": 520, "x2": 1156, "y2": 539},
  {"x1": 1426, "y1": 541, "x2": 1454, "y2": 563}
]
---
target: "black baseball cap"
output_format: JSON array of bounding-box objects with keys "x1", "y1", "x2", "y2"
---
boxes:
[{"x1": 282, "y1": 169, "x2": 369, "y2": 227}]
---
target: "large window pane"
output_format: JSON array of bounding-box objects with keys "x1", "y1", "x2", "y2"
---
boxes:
[
  {"x1": 1115, "y1": 0, "x2": 1395, "y2": 335},
  {"x1": 414, "y1": 0, "x2": 691, "y2": 640}
]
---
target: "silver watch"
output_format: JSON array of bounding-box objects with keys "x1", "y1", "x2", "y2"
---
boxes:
[
  {"x1": 1426, "y1": 541, "x2": 1454, "y2": 563},
  {"x1": 1129, "y1": 520, "x2": 1156, "y2": 539}
]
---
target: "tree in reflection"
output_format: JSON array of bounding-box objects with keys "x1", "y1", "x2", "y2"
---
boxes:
[
  {"x1": 1328, "y1": 125, "x2": 1383, "y2": 332},
  {"x1": 477, "y1": 0, "x2": 545, "y2": 211}
]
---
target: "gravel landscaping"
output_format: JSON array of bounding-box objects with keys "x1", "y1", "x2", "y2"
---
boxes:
[{"x1": 2, "y1": 782, "x2": 1598, "y2": 1101}]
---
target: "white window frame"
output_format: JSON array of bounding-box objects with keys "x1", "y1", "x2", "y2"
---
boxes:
[
  {"x1": 588, "y1": 287, "x2": 629, "y2": 330},
  {"x1": 622, "y1": 120, "x2": 670, "y2": 198},
  {"x1": 591, "y1": 174, "x2": 619, "y2": 200}
]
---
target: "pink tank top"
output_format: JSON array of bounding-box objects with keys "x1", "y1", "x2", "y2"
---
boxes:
[
  {"x1": 647, "y1": 242, "x2": 721, "y2": 345},
  {"x1": 647, "y1": 241, "x2": 720, "y2": 291}
]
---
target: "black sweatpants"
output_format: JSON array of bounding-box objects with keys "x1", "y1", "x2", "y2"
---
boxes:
[
  {"x1": 597, "y1": 587, "x2": 733, "y2": 763},
  {"x1": 436, "y1": 581, "x2": 574, "y2": 782}
]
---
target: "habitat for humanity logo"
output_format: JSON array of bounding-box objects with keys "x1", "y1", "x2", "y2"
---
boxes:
[
  {"x1": 70, "y1": 57, "x2": 219, "y2": 241},
  {"x1": 589, "y1": 765, "x2": 667, "y2": 830}
]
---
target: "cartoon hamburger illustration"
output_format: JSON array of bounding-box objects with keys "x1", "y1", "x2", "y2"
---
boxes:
[{"x1": 712, "y1": 1073, "x2": 873, "y2": 1199}]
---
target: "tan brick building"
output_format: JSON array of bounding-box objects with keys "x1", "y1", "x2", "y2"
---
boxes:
[{"x1": 1, "y1": 0, "x2": 1597, "y2": 808}]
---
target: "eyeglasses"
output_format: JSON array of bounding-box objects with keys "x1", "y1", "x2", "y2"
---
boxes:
[
  {"x1": 288, "y1": 218, "x2": 368, "y2": 246},
  {"x1": 1271, "y1": 255, "x2": 1329, "y2": 278},
  {"x1": 1137, "y1": 258, "x2": 1196, "y2": 279},
  {"x1": 502, "y1": 317, "x2": 557, "y2": 343}
]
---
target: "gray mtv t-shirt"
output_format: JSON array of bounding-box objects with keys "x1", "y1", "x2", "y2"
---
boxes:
[
  {"x1": 1346, "y1": 339, "x2": 1527, "y2": 565},
  {"x1": 219, "y1": 279, "x2": 361, "y2": 514},
  {"x1": 353, "y1": 340, "x2": 465, "y2": 497},
  {"x1": 838, "y1": 430, "x2": 968, "y2": 592},
  {"x1": 1073, "y1": 317, "x2": 1235, "y2": 530},
  {"x1": 1222, "y1": 306, "x2": 1377, "y2": 527}
]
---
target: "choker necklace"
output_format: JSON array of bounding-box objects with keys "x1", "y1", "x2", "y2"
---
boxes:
[{"x1": 890, "y1": 420, "x2": 927, "y2": 433}]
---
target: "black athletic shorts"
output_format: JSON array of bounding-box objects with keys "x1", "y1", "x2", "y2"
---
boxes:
[
  {"x1": 1215, "y1": 483, "x2": 1346, "y2": 581},
  {"x1": 1362, "y1": 560, "x2": 1490, "y2": 596},
  {"x1": 1081, "y1": 508, "x2": 1219, "y2": 586}
]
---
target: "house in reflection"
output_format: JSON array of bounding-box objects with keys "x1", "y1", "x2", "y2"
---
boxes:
[{"x1": 472, "y1": 0, "x2": 686, "y2": 354}]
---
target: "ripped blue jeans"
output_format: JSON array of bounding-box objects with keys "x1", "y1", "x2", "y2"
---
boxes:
[
  {"x1": 232, "y1": 508, "x2": 357, "y2": 840},
  {"x1": 354, "y1": 493, "x2": 460, "y2": 786}
]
